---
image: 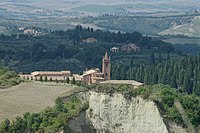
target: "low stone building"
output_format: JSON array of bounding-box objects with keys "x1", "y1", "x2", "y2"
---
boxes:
[{"x1": 19, "y1": 71, "x2": 71, "y2": 81}]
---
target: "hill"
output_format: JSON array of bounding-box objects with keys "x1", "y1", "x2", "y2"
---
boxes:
[
  {"x1": 159, "y1": 16, "x2": 200, "y2": 37},
  {"x1": 0, "y1": 27, "x2": 175, "y2": 73},
  {"x1": 1, "y1": 83, "x2": 199, "y2": 132},
  {"x1": 0, "y1": 82, "x2": 84, "y2": 123}
]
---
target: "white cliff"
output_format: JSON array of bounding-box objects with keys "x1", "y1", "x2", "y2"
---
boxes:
[{"x1": 86, "y1": 91, "x2": 169, "y2": 133}]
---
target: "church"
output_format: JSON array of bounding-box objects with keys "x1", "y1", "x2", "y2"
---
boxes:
[
  {"x1": 81, "y1": 52, "x2": 111, "y2": 84},
  {"x1": 81, "y1": 52, "x2": 143, "y2": 89}
]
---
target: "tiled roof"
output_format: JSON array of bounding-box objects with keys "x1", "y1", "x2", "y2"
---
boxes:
[{"x1": 31, "y1": 71, "x2": 71, "y2": 76}]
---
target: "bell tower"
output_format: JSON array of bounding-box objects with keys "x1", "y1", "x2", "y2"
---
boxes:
[{"x1": 102, "y1": 52, "x2": 111, "y2": 81}]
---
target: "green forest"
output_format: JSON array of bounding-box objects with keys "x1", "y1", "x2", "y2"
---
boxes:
[
  {"x1": 112, "y1": 54, "x2": 200, "y2": 95},
  {"x1": 0, "y1": 69, "x2": 21, "y2": 88},
  {"x1": 1, "y1": 25, "x2": 200, "y2": 94},
  {"x1": 0, "y1": 25, "x2": 174, "y2": 73}
]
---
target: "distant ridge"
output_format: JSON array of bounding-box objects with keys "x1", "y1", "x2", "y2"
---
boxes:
[{"x1": 159, "y1": 16, "x2": 200, "y2": 38}]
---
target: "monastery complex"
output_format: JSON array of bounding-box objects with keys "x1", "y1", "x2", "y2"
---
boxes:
[{"x1": 19, "y1": 52, "x2": 143, "y2": 88}]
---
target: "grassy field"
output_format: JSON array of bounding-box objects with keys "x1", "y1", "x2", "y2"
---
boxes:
[{"x1": 0, "y1": 82, "x2": 77, "y2": 123}]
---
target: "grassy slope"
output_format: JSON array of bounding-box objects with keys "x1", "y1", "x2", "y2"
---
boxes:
[
  {"x1": 159, "y1": 17, "x2": 200, "y2": 38},
  {"x1": 0, "y1": 82, "x2": 78, "y2": 123}
]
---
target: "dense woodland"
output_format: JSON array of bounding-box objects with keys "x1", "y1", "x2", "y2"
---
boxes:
[
  {"x1": 0, "y1": 26, "x2": 174, "y2": 73},
  {"x1": 112, "y1": 54, "x2": 200, "y2": 95}
]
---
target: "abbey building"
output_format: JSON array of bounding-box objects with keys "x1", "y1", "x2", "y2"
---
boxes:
[{"x1": 81, "y1": 52, "x2": 111, "y2": 84}]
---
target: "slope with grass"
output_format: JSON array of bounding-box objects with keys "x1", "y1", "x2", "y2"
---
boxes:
[
  {"x1": 0, "y1": 82, "x2": 79, "y2": 123},
  {"x1": 159, "y1": 16, "x2": 200, "y2": 37}
]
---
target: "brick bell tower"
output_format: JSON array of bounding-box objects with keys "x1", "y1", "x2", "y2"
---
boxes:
[{"x1": 102, "y1": 52, "x2": 111, "y2": 81}]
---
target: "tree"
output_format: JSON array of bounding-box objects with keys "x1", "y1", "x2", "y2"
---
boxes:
[
  {"x1": 44, "y1": 76, "x2": 48, "y2": 82},
  {"x1": 39, "y1": 76, "x2": 43, "y2": 82},
  {"x1": 0, "y1": 119, "x2": 10, "y2": 132},
  {"x1": 158, "y1": 53, "x2": 162, "y2": 63},
  {"x1": 71, "y1": 77, "x2": 76, "y2": 84},
  {"x1": 66, "y1": 77, "x2": 70, "y2": 84},
  {"x1": 150, "y1": 52, "x2": 155, "y2": 64},
  {"x1": 50, "y1": 77, "x2": 53, "y2": 82}
]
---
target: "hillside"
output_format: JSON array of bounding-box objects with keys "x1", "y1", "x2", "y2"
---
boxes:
[
  {"x1": 0, "y1": 27, "x2": 175, "y2": 73},
  {"x1": 1, "y1": 83, "x2": 200, "y2": 132},
  {"x1": 159, "y1": 16, "x2": 200, "y2": 37},
  {"x1": 0, "y1": 82, "x2": 84, "y2": 123}
]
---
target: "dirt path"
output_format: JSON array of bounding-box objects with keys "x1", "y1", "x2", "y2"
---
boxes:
[{"x1": 0, "y1": 82, "x2": 74, "y2": 123}]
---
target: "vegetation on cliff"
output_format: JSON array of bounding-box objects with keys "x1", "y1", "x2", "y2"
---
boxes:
[
  {"x1": 0, "y1": 68, "x2": 21, "y2": 88},
  {"x1": 85, "y1": 84, "x2": 200, "y2": 129},
  {"x1": 0, "y1": 95, "x2": 88, "y2": 133}
]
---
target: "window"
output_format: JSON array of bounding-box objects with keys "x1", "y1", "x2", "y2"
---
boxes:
[
  {"x1": 106, "y1": 73, "x2": 108, "y2": 76},
  {"x1": 106, "y1": 64, "x2": 108, "y2": 67}
]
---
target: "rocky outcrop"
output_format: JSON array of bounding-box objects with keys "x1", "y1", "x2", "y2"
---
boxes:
[
  {"x1": 68, "y1": 91, "x2": 187, "y2": 133},
  {"x1": 85, "y1": 91, "x2": 183, "y2": 133}
]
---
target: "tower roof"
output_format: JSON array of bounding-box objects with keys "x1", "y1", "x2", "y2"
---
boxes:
[{"x1": 104, "y1": 52, "x2": 109, "y2": 59}]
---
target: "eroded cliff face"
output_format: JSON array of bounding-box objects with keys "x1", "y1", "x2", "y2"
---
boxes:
[{"x1": 85, "y1": 91, "x2": 168, "y2": 133}]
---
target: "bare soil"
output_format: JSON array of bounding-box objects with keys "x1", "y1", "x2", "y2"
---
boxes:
[{"x1": 0, "y1": 82, "x2": 75, "y2": 123}]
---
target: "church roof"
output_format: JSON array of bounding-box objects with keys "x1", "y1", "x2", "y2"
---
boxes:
[{"x1": 104, "y1": 52, "x2": 109, "y2": 59}]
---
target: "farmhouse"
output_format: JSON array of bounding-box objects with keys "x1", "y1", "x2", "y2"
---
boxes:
[
  {"x1": 83, "y1": 38, "x2": 98, "y2": 44},
  {"x1": 111, "y1": 47, "x2": 119, "y2": 53},
  {"x1": 24, "y1": 29, "x2": 36, "y2": 35},
  {"x1": 121, "y1": 43, "x2": 140, "y2": 52}
]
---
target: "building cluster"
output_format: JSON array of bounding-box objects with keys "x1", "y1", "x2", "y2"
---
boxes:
[
  {"x1": 111, "y1": 43, "x2": 140, "y2": 53},
  {"x1": 18, "y1": 27, "x2": 42, "y2": 35},
  {"x1": 19, "y1": 52, "x2": 143, "y2": 88}
]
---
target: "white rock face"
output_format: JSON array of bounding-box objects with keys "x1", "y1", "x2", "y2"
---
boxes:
[{"x1": 86, "y1": 91, "x2": 169, "y2": 133}]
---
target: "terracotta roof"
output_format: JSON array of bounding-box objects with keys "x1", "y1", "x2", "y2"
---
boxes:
[
  {"x1": 81, "y1": 70, "x2": 96, "y2": 77},
  {"x1": 31, "y1": 71, "x2": 71, "y2": 76}
]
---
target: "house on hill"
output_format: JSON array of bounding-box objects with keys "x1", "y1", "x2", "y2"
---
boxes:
[
  {"x1": 111, "y1": 47, "x2": 119, "y2": 53},
  {"x1": 121, "y1": 44, "x2": 140, "y2": 52},
  {"x1": 83, "y1": 38, "x2": 98, "y2": 44}
]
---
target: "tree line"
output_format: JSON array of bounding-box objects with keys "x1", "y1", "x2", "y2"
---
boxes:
[{"x1": 112, "y1": 54, "x2": 200, "y2": 95}]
